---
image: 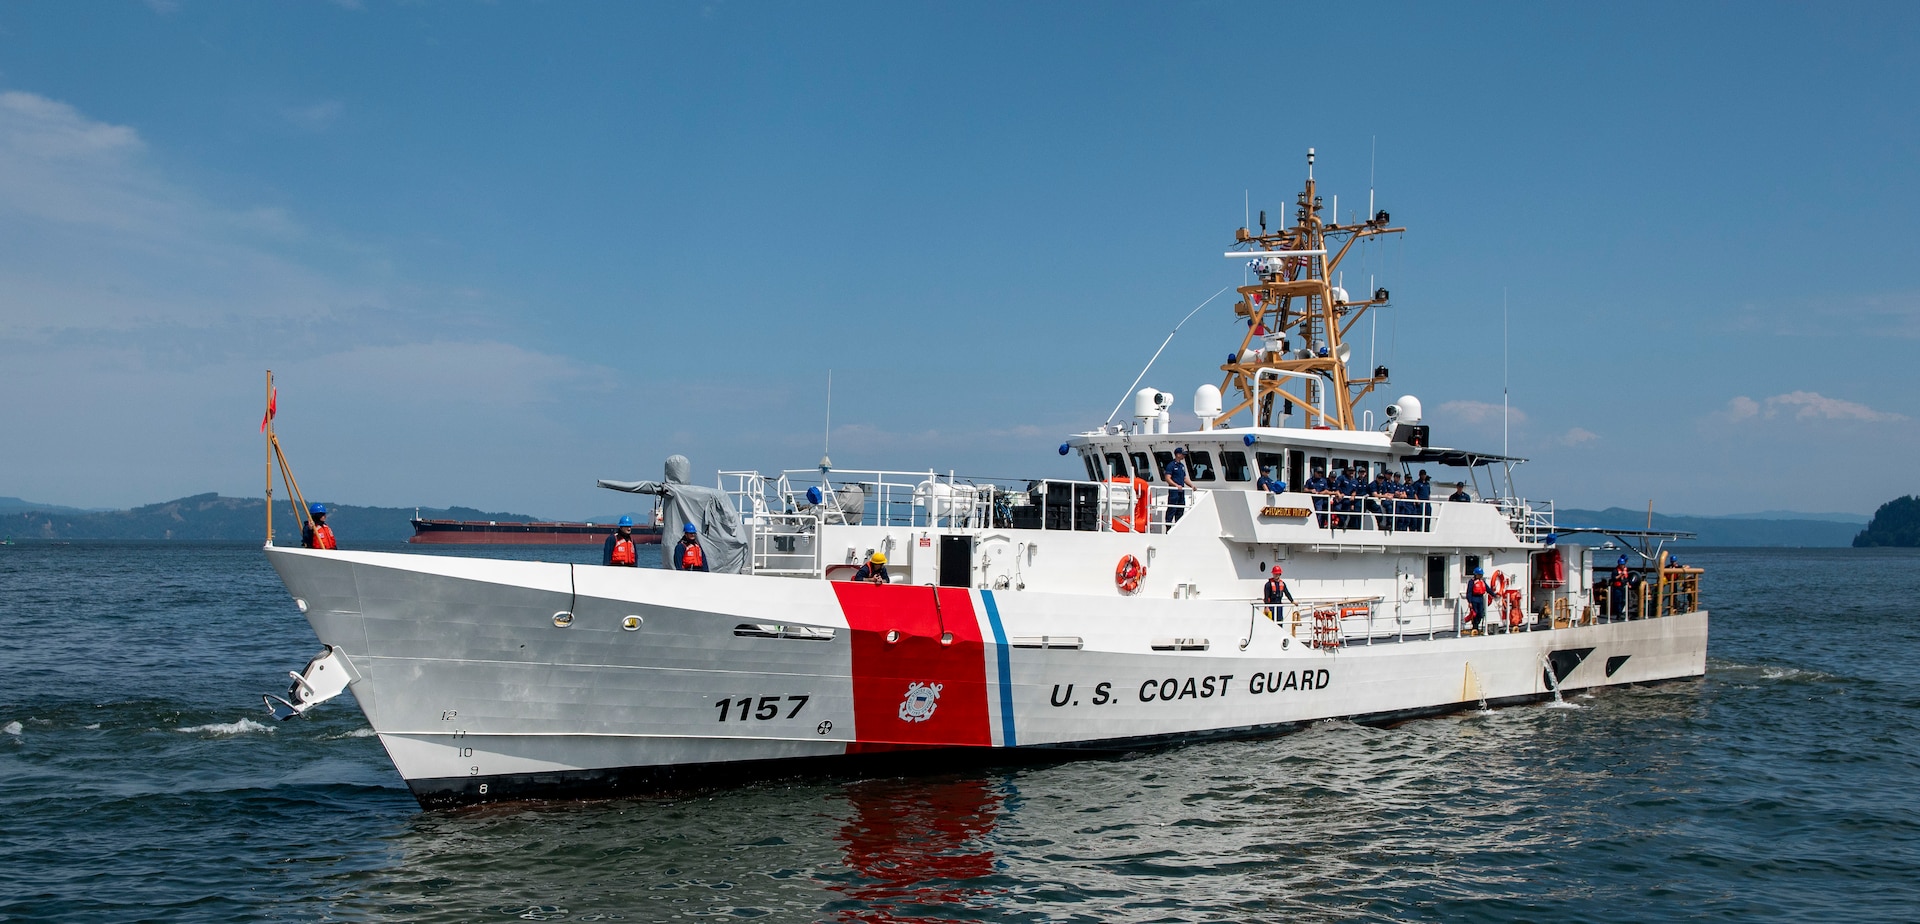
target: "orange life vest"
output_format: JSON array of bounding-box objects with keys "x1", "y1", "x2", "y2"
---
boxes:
[
  {"x1": 679, "y1": 542, "x2": 705, "y2": 571},
  {"x1": 1468, "y1": 578, "x2": 1489, "y2": 599},
  {"x1": 610, "y1": 537, "x2": 636, "y2": 565},
  {"x1": 309, "y1": 524, "x2": 336, "y2": 550}
]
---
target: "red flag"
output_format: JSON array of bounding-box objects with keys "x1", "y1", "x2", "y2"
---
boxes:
[{"x1": 260, "y1": 388, "x2": 277, "y2": 432}]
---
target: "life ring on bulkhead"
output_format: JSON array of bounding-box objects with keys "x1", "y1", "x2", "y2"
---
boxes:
[
  {"x1": 1115, "y1": 554, "x2": 1146, "y2": 594},
  {"x1": 1488, "y1": 569, "x2": 1508, "y2": 596}
]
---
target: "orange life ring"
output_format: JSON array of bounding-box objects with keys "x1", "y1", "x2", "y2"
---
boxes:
[
  {"x1": 1488, "y1": 570, "x2": 1508, "y2": 595},
  {"x1": 1115, "y1": 554, "x2": 1145, "y2": 594}
]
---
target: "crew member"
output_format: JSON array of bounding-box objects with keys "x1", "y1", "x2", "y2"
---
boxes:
[
  {"x1": 852, "y1": 551, "x2": 889, "y2": 584},
  {"x1": 301, "y1": 503, "x2": 337, "y2": 550},
  {"x1": 1610, "y1": 555, "x2": 1630, "y2": 617},
  {"x1": 1465, "y1": 567, "x2": 1491, "y2": 634},
  {"x1": 1305, "y1": 467, "x2": 1331, "y2": 527},
  {"x1": 673, "y1": 522, "x2": 708, "y2": 572},
  {"x1": 1448, "y1": 482, "x2": 1471, "y2": 502},
  {"x1": 1257, "y1": 468, "x2": 1285, "y2": 493},
  {"x1": 1262, "y1": 565, "x2": 1296, "y2": 620},
  {"x1": 603, "y1": 515, "x2": 639, "y2": 567},
  {"x1": 1166, "y1": 447, "x2": 1191, "y2": 523}
]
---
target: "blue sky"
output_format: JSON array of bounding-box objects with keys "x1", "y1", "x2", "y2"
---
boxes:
[{"x1": 2, "y1": 1, "x2": 1915, "y2": 518}]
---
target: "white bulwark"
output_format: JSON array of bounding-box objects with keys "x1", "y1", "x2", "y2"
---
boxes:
[{"x1": 263, "y1": 154, "x2": 1708, "y2": 807}]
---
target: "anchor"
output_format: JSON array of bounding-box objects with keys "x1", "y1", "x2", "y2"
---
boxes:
[{"x1": 262, "y1": 645, "x2": 356, "y2": 720}]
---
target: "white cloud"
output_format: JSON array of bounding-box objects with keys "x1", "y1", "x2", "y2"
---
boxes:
[
  {"x1": 1438, "y1": 400, "x2": 1527, "y2": 427},
  {"x1": 1559, "y1": 427, "x2": 1600, "y2": 446},
  {"x1": 1723, "y1": 391, "x2": 1903, "y2": 423},
  {"x1": 1724, "y1": 396, "x2": 1760, "y2": 421}
]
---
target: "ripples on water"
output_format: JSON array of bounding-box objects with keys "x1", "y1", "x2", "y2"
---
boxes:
[{"x1": 2, "y1": 543, "x2": 1917, "y2": 922}]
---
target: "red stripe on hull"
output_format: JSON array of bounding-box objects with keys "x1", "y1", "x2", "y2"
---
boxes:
[{"x1": 832, "y1": 583, "x2": 992, "y2": 749}]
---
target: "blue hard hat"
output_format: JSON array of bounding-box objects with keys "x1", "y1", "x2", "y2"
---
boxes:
[
  {"x1": 1618, "y1": 556, "x2": 1628, "y2": 565},
  {"x1": 1473, "y1": 567, "x2": 1484, "y2": 575},
  {"x1": 682, "y1": 522, "x2": 697, "y2": 533},
  {"x1": 309, "y1": 503, "x2": 326, "y2": 515},
  {"x1": 617, "y1": 515, "x2": 633, "y2": 527}
]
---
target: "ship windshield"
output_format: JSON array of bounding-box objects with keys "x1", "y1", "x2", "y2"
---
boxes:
[
  {"x1": 1188, "y1": 451, "x2": 1216, "y2": 481},
  {"x1": 1221, "y1": 450, "x2": 1250, "y2": 482},
  {"x1": 1132, "y1": 451, "x2": 1156, "y2": 482}
]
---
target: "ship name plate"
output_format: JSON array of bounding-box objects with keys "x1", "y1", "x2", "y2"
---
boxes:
[{"x1": 1260, "y1": 506, "x2": 1313, "y2": 518}]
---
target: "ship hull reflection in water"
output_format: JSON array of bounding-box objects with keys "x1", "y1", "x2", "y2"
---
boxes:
[{"x1": 829, "y1": 776, "x2": 1005, "y2": 923}]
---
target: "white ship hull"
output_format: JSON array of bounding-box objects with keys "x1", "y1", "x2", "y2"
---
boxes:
[{"x1": 267, "y1": 546, "x2": 1707, "y2": 807}]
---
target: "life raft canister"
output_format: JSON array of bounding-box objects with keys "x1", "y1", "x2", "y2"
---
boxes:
[
  {"x1": 610, "y1": 537, "x2": 637, "y2": 565},
  {"x1": 1115, "y1": 554, "x2": 1145, "y2": 594}
]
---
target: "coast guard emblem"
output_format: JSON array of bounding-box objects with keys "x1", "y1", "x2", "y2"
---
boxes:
[{"x1": 898, "y1": 682, "x2": 943, "y2": 722}]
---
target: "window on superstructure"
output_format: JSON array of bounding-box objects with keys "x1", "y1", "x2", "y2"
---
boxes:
[
  {"x1": 1151, "y1": 450, "x2": 1174, "y2": 481},
  {"x1": 1332, "y1": 458, "x2": 1349, "y2": 476},
  {"x1": 1221, "y1": 450, "x2": 1251, "y2": 482},
  {"x1": 1188, "y1": 451, "x2": 1216, "y2": 482},
  {"x1": 1255, "y1": 451, "x2": 1283, "y2": 484},
  {"x1": 1130, "y1": 452, "x2": 1154, "y2": 482},
  {"x1": 1083, "y1": 454, "x2": 1102, "y2": 482},
  {"x1": 1105, "y1": 453, "x2": 1128, "y2": 482}
]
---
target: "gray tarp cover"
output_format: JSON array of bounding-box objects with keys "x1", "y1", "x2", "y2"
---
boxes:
[{"x1": 597, "y1": 454, "x2": 748, "y2": 573}]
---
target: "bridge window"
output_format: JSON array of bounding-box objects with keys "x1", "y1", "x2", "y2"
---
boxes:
[
  {"x1": 1151, "y1": 450, "x2": 1174, "y2": 481},
  {"x1": 1255, "y1": 451, "x2": 1285, "y2": 486},
  {"x1": 1188, "y1": 450, "x2": 1216, "y2": 482},
  {"x1": 1082, "y1": 453, "x2": 1102, "y2": 482},
  {"x1": 1221, "y1": 450, "x2": 1251, "y2": 482},
  {"x1": 1130, "y1": 451, "x2": 1154, "y2": 482},
  {"x1": 1105, "y1": 453, "x2": 1127, "y2": 481}
]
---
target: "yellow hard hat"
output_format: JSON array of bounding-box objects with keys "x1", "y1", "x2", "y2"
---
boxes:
[{"x1": 870, "y1": 552, "x2": 887, "y2": 564}]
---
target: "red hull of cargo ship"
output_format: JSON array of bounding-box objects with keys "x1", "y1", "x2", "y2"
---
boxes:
[{"x1": 408, "y1": 519, "x2": 663, "y2": 546}]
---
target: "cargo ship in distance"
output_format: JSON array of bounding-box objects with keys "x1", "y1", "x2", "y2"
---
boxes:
[{"x1": 409, "y1": 510, "x2": 663, "y2": 545}]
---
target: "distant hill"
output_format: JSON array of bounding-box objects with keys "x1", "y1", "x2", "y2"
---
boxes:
[
  {"x1": 1558, "y1": 508, "x2": 1861, "y2": 547},
  {"x1": 1707, "y1": 510, "x2": 1869, "y2": 525},
  {"x1": 0, "y1": 493, "x2": 545, "y2": 542},
  {"x1": 0, "y1": 495, "x2": 110, "y2": 516},
  {"x1": 1853, "y1": 496, "x2": 1920, "y2": 548}
]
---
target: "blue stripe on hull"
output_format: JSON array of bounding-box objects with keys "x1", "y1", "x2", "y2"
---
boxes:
[{"x1": 980, "y1": 590, "x2": 1017, "y2": 748}]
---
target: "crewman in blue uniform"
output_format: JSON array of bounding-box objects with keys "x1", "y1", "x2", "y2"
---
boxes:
[
  {"x1": 1610, "y1": 555, "x2": 1629, "y2": 617},
  {"x1": 1165, "y1": 447, "x2": 1191, "y2": 523},
  {"x1": 602, "y1": 515, "x2": 639, "y2": 566},
  {"x1": 1262, "y1": 565, "x2": 1296, "y2": 621},
  {"x1": 1305, "y1": 467, "x2": 1330, "y2": 527},
  {"x1": 1465, "y1": 567, "x2": 1491, "y2": 634},
  {"x1": 1257, "y1": 468, "x2": 1285, "y2": 493},
  {"x1": 673, "y1": 522, "x2": 708, "y2": 572},
  {"x1": 852, "y1": 551, "x2": 889, "y2": 584}
]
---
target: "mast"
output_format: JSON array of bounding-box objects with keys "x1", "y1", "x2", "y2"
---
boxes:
[{"x1": 1219, "y1": 148, "x2": 1405, "y2": 431}]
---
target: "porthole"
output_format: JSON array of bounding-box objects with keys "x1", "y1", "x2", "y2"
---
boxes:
[
  {"x1": 552, "y1": 611, "x2": 575, "y2": 628},
  {"x1": 622, "y1": 615, "x2": 642, "y2": 631},
  {"x1": 885, "y1": 629, "x2": 901, "y2": 644}
]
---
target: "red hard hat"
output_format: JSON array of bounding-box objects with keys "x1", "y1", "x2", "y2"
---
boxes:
[{"x1": 1271, "y1": 566, "x2": 1283, "y2": 575}]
